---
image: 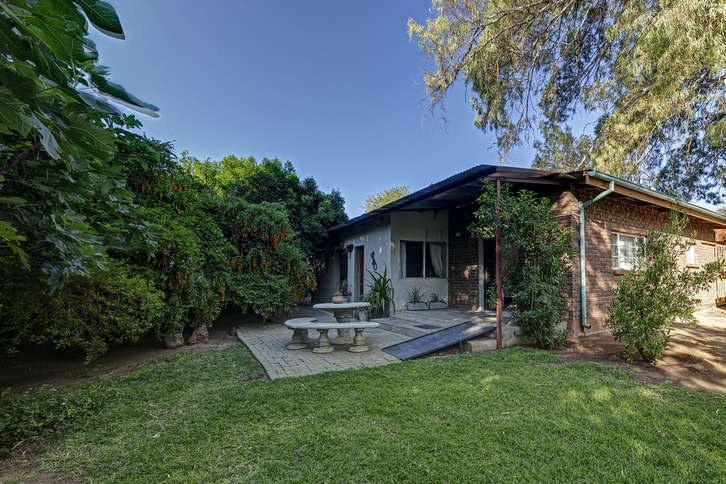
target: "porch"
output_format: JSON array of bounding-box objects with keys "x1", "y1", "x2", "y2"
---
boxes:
[{"x1": 373, "y1": 307, "x2": 513, "y2": 338}]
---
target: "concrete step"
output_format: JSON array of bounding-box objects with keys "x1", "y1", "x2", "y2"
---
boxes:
[
  {"x1": 374, "y1": 317, "x2": 442, "y2": 338},
  {"x1": 391, "y1": 310, "x2": 470, "y2": 326},
  {"x1": 464, "y1": 325, "x2": 522, "y2": 353},
  {"x1": 392, "y1": 309, "x2": 512, "y2": 327},
  {"x1": 463, "y1": 338, "x2": 498, "y2": 353}
]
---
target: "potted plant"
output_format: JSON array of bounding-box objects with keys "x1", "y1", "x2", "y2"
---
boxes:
[
  {"x1": 339, "y1": 279, "x2": 352, "y2": 303},
  {"x1": 332, "y1": 289, "x2": 344, "y2": 304},
  {"x1": 405, "y1": 285, "x2": 429, "y2": 310},
  {"x1": 361, "y1": 266, "x2": 394, "y2": 318},
  {"x1": 428, "y1": 291, "x2": 448, "y2": 310},
  {"x1": 356, "y1": 307, "x2": 369, "y2": 321}
]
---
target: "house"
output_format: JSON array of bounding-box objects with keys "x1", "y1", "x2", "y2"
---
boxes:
[{"x1": 315, "y1": 165, "x2": 726, "y2": 335}]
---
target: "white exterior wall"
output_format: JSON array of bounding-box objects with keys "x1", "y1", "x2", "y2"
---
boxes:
[
  {"x1": 341, "y1": 216, "x2": 392, "y2": 301},
  {"x1": 390, "y1": 210, "x2": 449, "y2": 310}
]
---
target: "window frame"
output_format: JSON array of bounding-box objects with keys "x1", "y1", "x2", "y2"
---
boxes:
[
  {"x1": 611, "y1": 232, "x2": 646, "y2": 270},
  {"x1": 399, "y1": 240, "x2": 447, "y2": 279},
  {"x1": 686, "y1": 243, "x2": 696, "y2": 265}
]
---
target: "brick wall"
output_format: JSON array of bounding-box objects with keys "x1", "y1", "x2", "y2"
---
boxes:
[
  {"x1": 550, "y1": 190, "x2": 581, "y2": 326},
  {"x1": 567, "y1": 189, "x2": 720, "y2": 333},
  {"x1": 448, "y1": 204, "x2": 480, "y2": 310},
  {"x1": 445, "y1": 188, "x2": 724, "y2": 334}
]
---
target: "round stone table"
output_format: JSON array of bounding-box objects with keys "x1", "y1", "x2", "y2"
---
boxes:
[{"x1": 313, "y1": 301, "x2": 371, "y2": 345}]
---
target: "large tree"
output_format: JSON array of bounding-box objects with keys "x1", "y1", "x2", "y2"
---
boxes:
[
  {"x1": 183, "y1": 155, "x2": 348, "y2": 258},
  {"x1": 409, "y1": 0, "x2": 726, "y2": 202},
  {"x1": 0, "y1": 0, "x2": 158, "y2": 285}
]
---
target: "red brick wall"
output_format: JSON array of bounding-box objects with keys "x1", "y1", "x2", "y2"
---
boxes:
[
  {"x1": 446, "y1": 188, "x2": 723, "y2": 334},
  {"x1": 550, "y1": 190, "x2": 581, "y2": 326},
  {"x1": 448, "y1": 205, "x2": 480, "y2": 310},
  {"x1": 566, "y1": 189, "x2": 720, "y2": 333}
]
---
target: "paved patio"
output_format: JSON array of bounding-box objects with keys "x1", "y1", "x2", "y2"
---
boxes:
[
  {"x1": 234, "y1": 305, "x2": 509, "y2": 379},
  {"x1": 234, "y1": 306, "x2": 409, "y2": 379}
]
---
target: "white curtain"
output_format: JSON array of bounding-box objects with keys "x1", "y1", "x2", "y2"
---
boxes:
[
  {"x1": 429, "y1": 243, "x2": 445, "y2": 278},
  {"x1": 400, "y1": 241, "x2": 407, "y2": 278}
]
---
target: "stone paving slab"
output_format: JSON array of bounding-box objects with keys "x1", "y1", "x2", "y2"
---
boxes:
[{"x1": 234, "y1": 308, "x2": 409, "y2": 379}]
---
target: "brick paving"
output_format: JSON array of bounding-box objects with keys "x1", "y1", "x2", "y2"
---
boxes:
[{"x1": 234, "y1": 308, "x2": 409, "y2": 379}]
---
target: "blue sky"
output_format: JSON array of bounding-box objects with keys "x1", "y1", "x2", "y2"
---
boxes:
[{"x1": 91, "y1": 1, "x2": 533, "y2": 217}]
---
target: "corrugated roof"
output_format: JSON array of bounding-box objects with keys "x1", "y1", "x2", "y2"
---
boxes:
[
  {"x1": 329, "y1": 165, "x2": 726, "y2": 236},
  {"x1": 329, "y1": 164, "x2": 566, "y2": 235}
]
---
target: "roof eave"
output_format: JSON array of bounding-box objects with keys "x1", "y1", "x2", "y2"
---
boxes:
[{"x1": 584, "y1": 170, "x2": 726, "y2": 228}]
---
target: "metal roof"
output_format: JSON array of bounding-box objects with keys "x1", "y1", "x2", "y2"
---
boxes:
[
  {"x1": 329, "y1": 164, "x2": 726, "y2": 235},
  {"x1": 329, "y1": 164, "x2": 571, "y2": 235}
]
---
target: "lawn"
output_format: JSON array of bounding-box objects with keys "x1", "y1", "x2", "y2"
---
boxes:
[{"x1": 4, "y1": 346, "x2": 726, "y2": 483}]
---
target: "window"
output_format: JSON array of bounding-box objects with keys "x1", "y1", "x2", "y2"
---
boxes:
[
  {"x1": 686, "y1": 244, "x2": 695, "y2": 264},
  {"x1": 611, "y1": 233, "x2": 645, "y2": 270},
  {"x1": 400, "y1": 241, "x2": 446, "y2": 278}
]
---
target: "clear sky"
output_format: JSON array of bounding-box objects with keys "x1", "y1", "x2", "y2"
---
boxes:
[{"x1": 91, "y1": 1, "x2": 533, "y2": 217}]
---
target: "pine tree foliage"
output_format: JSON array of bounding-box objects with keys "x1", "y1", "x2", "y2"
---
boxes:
[{"x1": 409, "y1": 0, "x2": 726, "y2": 202}]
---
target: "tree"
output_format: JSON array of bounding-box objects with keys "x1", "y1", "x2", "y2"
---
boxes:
[
  {"x1": 470, "y1": 181, "x2": 574, "y2": 348},
  {"x1": 409, "y1": 1, "x2": 726, "y2": 203},
  {"x1": 363, "y1": 186, "x2": 411, "y2": 212},
  {"x1": 0, "y1": 0, "x2": 158, "y2": 285},
  {"x1": 182, "y1": 155, "x2": 348, "y2": 258},
  {"x1": 606, "y1": 212, "x2": 726, "y2": 363}
]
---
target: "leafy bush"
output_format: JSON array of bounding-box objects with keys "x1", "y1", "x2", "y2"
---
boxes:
[
  {"x1": 0, "y1": 260, "x2": 165, "y2": 361},
  {"x1": 0, "y1": 386, "x2": 98, "y2": 456},
  {"x1": 126, "y1": 205, "x2": 234, "y2": 331},
  {"x1": 471, "y1": 182, "x2": 574, "y2": 348},
  {"x1": 215, "y1": 198, "x2": 316, "y2": 320},
  {"x1": 606, "y1": 212, "x2": 726, "y2": 363}
]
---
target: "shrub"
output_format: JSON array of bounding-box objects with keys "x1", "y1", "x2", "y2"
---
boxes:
[
  {"x1": 471, "y1": 182, "x2": 574, "y2": 348},
  {"x1": 606, "y1": 212, "x2": 726, "y2": 363},
  {"x1": 129, "y1": 206, "x2": 234, "y2": 330},
  {"x1": 0, "y1": 260, "x2": 166, "y2": 361},
  {"x1": 215, "y1": 199, "x2": 316, "y2": 320}
]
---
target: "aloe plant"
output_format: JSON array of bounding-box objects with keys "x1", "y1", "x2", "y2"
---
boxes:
[
  {"x1": 361, "y1": 266, "x2": 394, "y2": 316},
  {"x1": 405, "y1": 285, "x2": 428, "y2": 303}
]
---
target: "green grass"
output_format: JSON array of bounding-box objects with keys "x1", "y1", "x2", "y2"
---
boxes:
[{"x1": 11, "y1": 346, "x2": 726, "y2": 483}]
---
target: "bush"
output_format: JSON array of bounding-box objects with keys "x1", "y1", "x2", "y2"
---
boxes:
[
  {"x1": 216, "y1": 199, "x2": 316, "y2": 320},
  {"x1": 0, "y1": 260, "x2": 166, "y2": 361},
  {"x1": 471, "y1": 182, "x2": 574, "y2": 348},
  {"x1": 128, "y1": 206, "x2": 234, "y2": 331},
  {"x1": 606, "y1": 212, "x2": 726, "y2": 363}
]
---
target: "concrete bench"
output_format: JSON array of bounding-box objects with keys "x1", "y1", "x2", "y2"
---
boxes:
[{"x1": 284, "y1": 318, "x2": 380, "y2": 353}]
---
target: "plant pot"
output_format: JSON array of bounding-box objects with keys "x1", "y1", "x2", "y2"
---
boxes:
[
  {"x1": 357, "y1": 309, "x2": 369, "y2": 321},
  {"x1": 332, "y1": 295, "x2": 344, "y2": 304},
  {"x1": 406, "y1": 302, "x2": 429, "y2": 311},
  {"x1": 369, "y1": 307, "x2": 389, "y2": 319},
  {"x1": 429, "y1": 302, "x2": 448, "y2": 310}
]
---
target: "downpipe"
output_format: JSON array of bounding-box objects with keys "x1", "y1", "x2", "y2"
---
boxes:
[{"x1": 579, "y1": 181, "x2": 615, "y2": 331}]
